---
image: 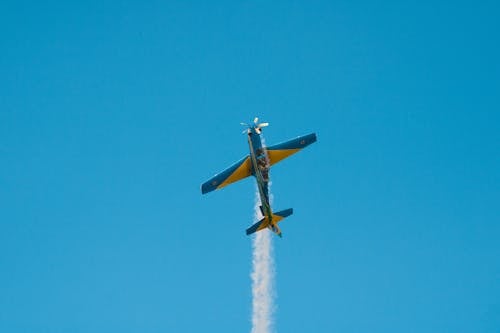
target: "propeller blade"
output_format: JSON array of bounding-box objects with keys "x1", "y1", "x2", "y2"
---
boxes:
[
  {"x1": 254, "y1": 117, "x2": 259, "y2": 124},
  {"x1": 258, "y1": 122, "x2": 269, "y2": 128}
]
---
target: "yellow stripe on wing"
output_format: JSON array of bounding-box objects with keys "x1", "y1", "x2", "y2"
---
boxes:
[
  {"x1": 267, "y1": 149, "x2": 301, "y2": 166},
  {"x1": 217, "y1": 157, "x2": 252, "y2": 189}
]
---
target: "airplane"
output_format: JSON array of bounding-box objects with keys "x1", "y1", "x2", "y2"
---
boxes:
[{"x1": 201, "y1": 117, "x2": 317, "y2": 237}]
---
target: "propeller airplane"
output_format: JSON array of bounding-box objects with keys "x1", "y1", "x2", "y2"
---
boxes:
[{"x1": 201, "y1": 118, "x2": 317, "y2": 237}]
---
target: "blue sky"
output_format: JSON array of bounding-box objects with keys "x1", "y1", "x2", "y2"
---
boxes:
[{"x1": 1, "y1": 1, "x2": 499, "y2": 332}]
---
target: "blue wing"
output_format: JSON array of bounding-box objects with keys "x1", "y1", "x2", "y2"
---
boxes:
[
  {"x1": 201, "y1": 156, "x2": 253, "y2": 194},
  {"x1": 266, "y1": 133, "x2": 317, "y2": 166}
]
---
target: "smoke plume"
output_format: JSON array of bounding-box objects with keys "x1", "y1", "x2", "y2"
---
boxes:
[{"x1": 250, "y1": 190, "x2": 275, "y2": 333}]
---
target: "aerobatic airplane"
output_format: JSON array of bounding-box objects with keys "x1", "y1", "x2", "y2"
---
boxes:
[{"x1": 201, "y1": 118, "x2": 317, "y2": 237}]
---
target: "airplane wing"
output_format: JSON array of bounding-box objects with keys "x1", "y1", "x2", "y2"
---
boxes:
[
  {"x1": 201, "y1": 155, "x2": 253, "y2": 194},
  {"x1": 266, "y1": 133, "x2": 317, "y2": 166}
]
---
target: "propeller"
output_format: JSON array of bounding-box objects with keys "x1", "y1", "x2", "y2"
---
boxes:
[
  {"x1": 241, "y1": 117, "x2": 270, "y2": 134},
  {"x1": 254, "y1": 117, "x2": 269, "y2": 134}
]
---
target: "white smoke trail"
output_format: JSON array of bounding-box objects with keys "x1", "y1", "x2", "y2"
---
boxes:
[{"x1": 251, "y1": 188, "x2": 275, "y2": 333}]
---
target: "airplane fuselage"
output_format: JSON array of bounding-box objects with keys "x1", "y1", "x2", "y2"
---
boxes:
[{"x1": 246, "y1": 128, "x2": 281, "y2": 235}]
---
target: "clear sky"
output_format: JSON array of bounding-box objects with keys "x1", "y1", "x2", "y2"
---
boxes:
[{"x1": 1, "y1": 1, "x2": 499, "y2": 332}]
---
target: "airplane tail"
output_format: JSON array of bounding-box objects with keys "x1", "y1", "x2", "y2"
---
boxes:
[{"x1": 246, "y1": 208, "x2": 293, "y2": 236}]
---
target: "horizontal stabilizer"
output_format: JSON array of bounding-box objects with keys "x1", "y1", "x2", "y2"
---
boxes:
[
  {"x1": 274, "y1": 208, "x2": 293, "y2": 219},
  {"x1": 246, "y1": 218, "x2": 266, "y2": 235},
  {"x1": 245, "y1": 208, "x2": 293, "y2": 236}
]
